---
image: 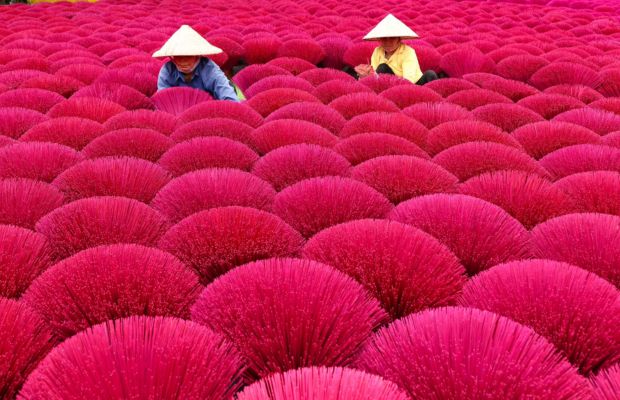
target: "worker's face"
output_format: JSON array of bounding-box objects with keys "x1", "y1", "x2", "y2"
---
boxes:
[
  {"x1": 379, "y1": 37, "x2": 401, "y2": 53},
  {"x1": 172, "y1": 56, "x2": 200, "y2": 73}
]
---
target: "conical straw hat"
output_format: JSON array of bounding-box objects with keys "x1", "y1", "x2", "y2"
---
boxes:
[
  {"x1": 363, "y1": 14, "x2": 419, "y2": 40},
  {"x1": 153, "y1": 25, "x2": 223, "y2": 58}
]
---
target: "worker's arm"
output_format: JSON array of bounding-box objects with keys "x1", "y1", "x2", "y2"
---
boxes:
[
  {"x1": 355, "y1": 47, "x2": 379, "y2": 78},
  {"x1": 157, "y1": 63, "x2": 174, "y2": 91},
  {"x1": 401, "y1": 48, "x2": 423, "y2": 84},
  {"x1": 370, "y1": 46, "x2": 381, "y2": 72},
  {"x1": 206, "y1": 62, "x2": 239, "y2": 102}
]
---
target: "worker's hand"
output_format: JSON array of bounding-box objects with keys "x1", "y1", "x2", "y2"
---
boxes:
[
  {"x1": 359, "y1": 64, "x2": 374, "y2": 76},
  {"x1": 355, "y1": 64, "x2": 373, "y2": 78}
]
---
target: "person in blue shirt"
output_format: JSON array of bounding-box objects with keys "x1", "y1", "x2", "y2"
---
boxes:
[
  {"x1": 153, "y1": 25, "x2": 239, "y2": 101},
  {"x1": 157, "y1": 56, "x2": 239, "y2": 101}
]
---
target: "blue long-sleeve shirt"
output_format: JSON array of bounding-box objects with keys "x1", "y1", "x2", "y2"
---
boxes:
[{"x1": 157, "y1": 58, "x2": 239, "y2": 101}]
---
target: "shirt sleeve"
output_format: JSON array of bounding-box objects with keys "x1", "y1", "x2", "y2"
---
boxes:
[
  {"x1": 205, "y1": 62, "x2": 239, "y2": 102},
  {"x1": 157, "y1": 63, "x2": 174, "y2": 91},
  {"x1": 401, "y1": 48, "x2": 423, "y2": 84},
  {"x1": 370, "y1": 47, "x2": 380, "y2": 70}
]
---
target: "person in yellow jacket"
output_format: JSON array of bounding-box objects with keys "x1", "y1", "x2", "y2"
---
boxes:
[{"x1": 355, "y1": 14, "x2": 438, "y2": 85}]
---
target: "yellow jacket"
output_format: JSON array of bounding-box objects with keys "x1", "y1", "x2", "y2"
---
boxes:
[{"x1": 371, "y1": 44, "x2": 423, "y2": 84}]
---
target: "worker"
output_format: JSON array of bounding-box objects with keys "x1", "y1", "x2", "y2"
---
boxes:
[
  {"x1": 153, "y1": 25, "x2": 239, "y2": 101},
  {"x1": 355, "y1": 14, "x2": 439, "y2": 85}
]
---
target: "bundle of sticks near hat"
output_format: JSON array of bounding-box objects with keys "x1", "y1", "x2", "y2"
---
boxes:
[
  {"x1": 153, "y1": 25, "x2": 223, "y2": 58},
  {"x1": 363, "y1": 14, "x2": 419, "y2": 40}
]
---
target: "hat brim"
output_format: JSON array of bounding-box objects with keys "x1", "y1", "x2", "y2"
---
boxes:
[
  {"x1": 152, "y1": 48, "x2": 223, "y2": 58},
  {"x1": 363, "y1": 35, "x2": 418, "y2": 40}
]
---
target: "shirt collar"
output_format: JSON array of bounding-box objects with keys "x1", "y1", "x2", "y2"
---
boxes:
[{"x1": 383, "y1": 43, "x2": 404, "y2": 59}]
